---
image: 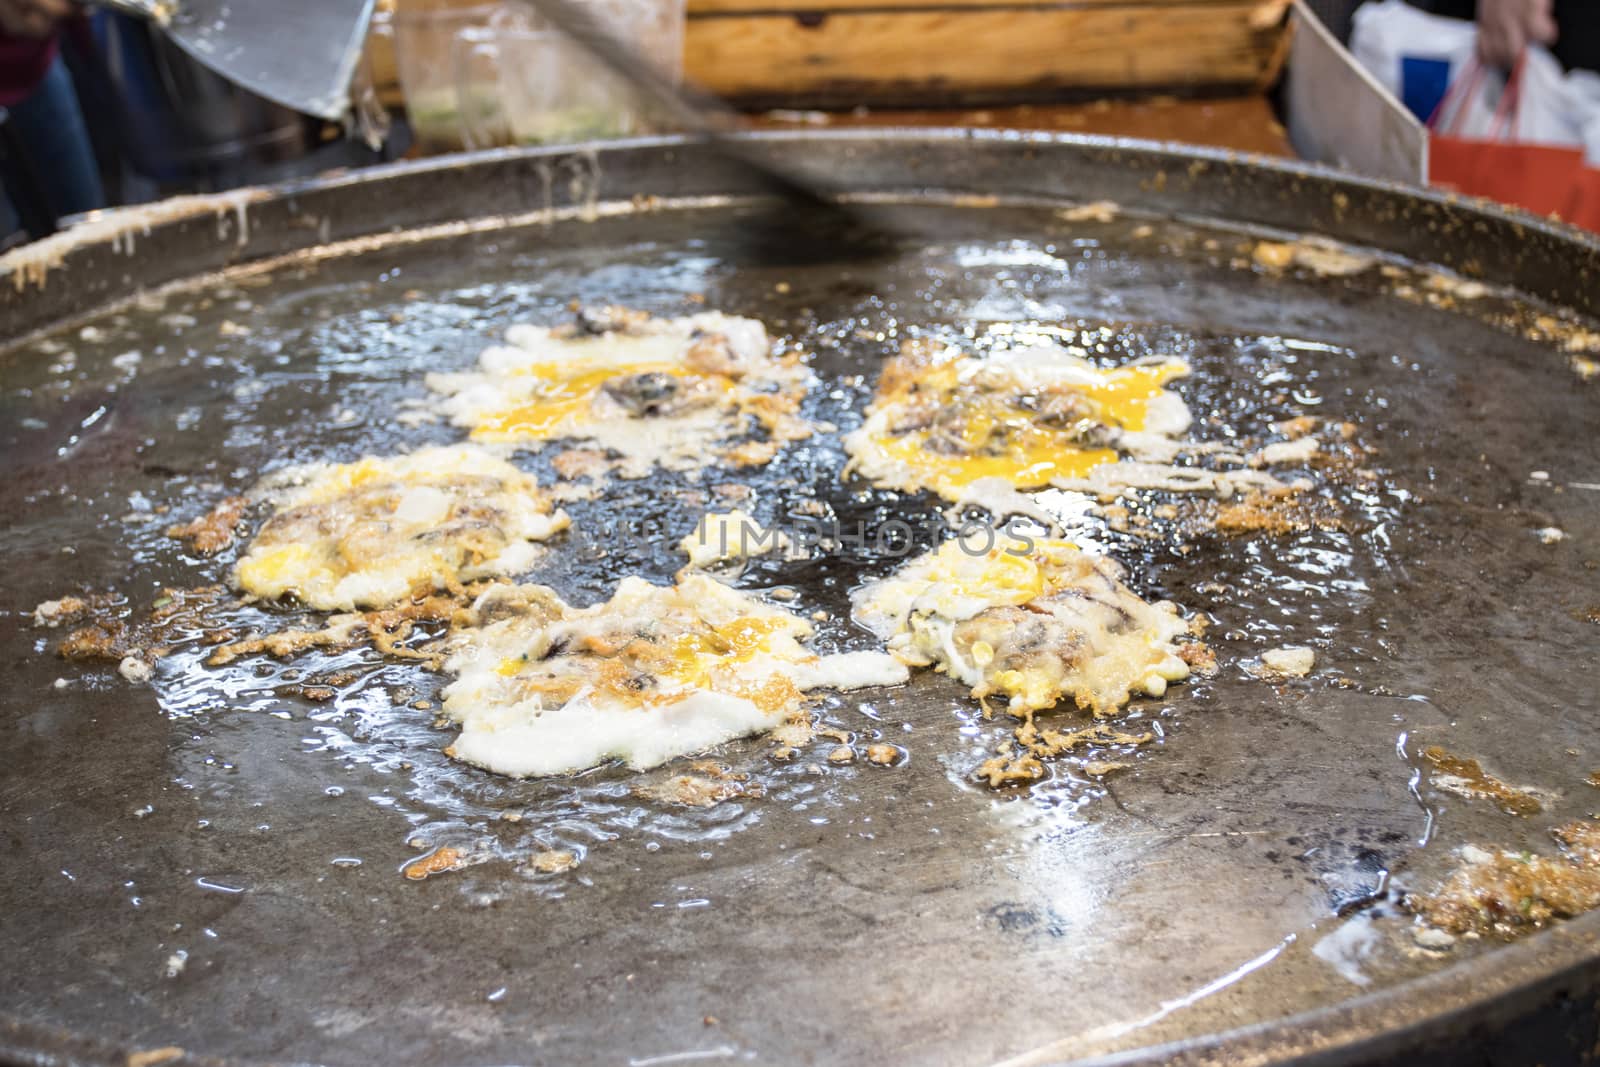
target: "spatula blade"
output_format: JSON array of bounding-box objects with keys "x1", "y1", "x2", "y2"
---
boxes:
[{"x1": 161, "y1": 0, "x2": 374, "y2": 121}]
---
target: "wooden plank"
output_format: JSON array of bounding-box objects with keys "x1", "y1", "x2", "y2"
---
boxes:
[
  {"x1": 684, "y1": 3, "x2": 1281, "y2": 102},
  {"x1": 748, "y1": 98, "x2": 1294, "y2": 155},
  {"x1": 687, "y1": 0, "x2": 1261, "y2": 13}
]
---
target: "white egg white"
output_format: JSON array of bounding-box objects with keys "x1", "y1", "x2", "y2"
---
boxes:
[
  {"x1": 235, "y1": 445, "x2": 569, "y2": 611},
  {"x1": 677, "y1": 509, "x2": 796, "y2": 574},
  {"x1": 440, "y1": 574, "x2": 907, "y2": 778},
  {"x1": 425, "y1": 307, "x2": 812, "y2": 478},
  {"x1": 845, "y1": 338, "x2": 1306, "y2": 504},
  {"x1": 852, "y1": 534, "x2": 1194, "y2": 717}
]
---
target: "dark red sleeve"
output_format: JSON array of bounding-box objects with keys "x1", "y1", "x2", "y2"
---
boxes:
[{"x1": 0, "y1": 30, "x2": 60, "y2": 109}]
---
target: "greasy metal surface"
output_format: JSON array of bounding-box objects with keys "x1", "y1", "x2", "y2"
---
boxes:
[
  {"x1": 2, "y1": 135, "x2": 1600, "y2": 1067},
  {"x1": 8, "y1": 130, "x2": 1600, "y2": 333}
]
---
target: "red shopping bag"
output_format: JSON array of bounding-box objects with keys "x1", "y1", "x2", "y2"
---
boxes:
[{"x1": 1427, "y1": 54, "x2": 1600, "y2": 231}]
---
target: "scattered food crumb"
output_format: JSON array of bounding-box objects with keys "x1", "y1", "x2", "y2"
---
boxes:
[
  {"x1": 827, "y1": 745, "x2": 855, "y2": 764},
  {"x1": 1536, "y1": 526, "x2": 1566, "y2": 544},
  {"x1": 395, "y1": 408, "x2": 438, "y2": 428},
  {"x1": 551, "y1": 448, "x2": 612, "y2": 482},
  {"x1": 1252, "y1": 240, "x2": 1295, "y2": 269},
  {"x1": 529, "y1": 850, "x2": 576, "y2": 874},
  {"x1": 1421, "y1": 746, "x2": 1542, "y2": 817},
  {"x1": 636, "y1": 773, "x2": 764, "y2": 807},
  {"x1": 127, "y1": 1046, "x2": 186, "y2": 1067},
  {"x1": 118, "y1": 655, "x2": 154, "y2": 684},
  {"x1": 33, "y1": 595, "x2": 93, "y2": 628},
  {"x1": 1412, "y1": 926, "x2": 1456, "y2": 950},
  {"x1": 864, "y1": 743, "x2": 900, "y2": 766},
  {"x1": 1209, "y1": 488, "x2": 1344, "y2": 537},
  {"x1": 165, "y1": 496, "x2": 250, "y2": 555},
  {"x1": 1407, "y1": 822, "x2": 1600, "y2": 937},
  {"x1": 1260, "y1": 646, "x2": 1315, "y2": 677},
  {"x1": 1057, "y1": 200, "x2": 1119, "y2": 223},
  {"x1": 1270, "y1": 415, "x2": 1318, "y2": 439},
  {"x1": 1177, "y1": 641, "x2": 1218, "y2": 676},
  {"x1": 1249, "y1": 436, "x2": 1320, "y2": 468},
  {"x1": 1082, "y1": 760, "x2": 1125, "y2": 777},
  {"x1": 403, "y1": 846, "x2": 464, "y2": 881}
]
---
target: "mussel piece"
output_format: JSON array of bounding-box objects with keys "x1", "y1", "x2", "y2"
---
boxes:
[
  {"x1": 602, "y1": 371, "x2": 681, "y2": 416},
  {"x1": 1032, "y1": 391, "x2": 1098, "y2": 427},
  {"x1": 572, "y1": 305, "x2": 649, "y2": 336},
  {"x1": 685, "y1": 330, "x2": 747, "y2": 379},
  {"x1": 573, "y1": 306, "x2": 616, "y2": 336}
]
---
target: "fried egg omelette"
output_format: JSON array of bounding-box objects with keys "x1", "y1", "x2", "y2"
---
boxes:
[
  {"x1": 844, "y1": 338, "x2": 1189, "y2": 500},
  {"x1": 440, "y1": 574, "x2": 908, "y2": 777},
  {"x1": 235, "y1": 445, "x2": 569, "y2": 611},
  {"x1": 426, "y1": 306, "x2": 812, "y2": 477},
  {"x1": 845, "y1": 338, "x2": 1299, "y2": 502},
  {"x1": 851, "y1": 534, "x2": 1195, "y2": 717}
]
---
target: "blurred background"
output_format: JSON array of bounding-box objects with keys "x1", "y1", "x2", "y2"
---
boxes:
[{"x1": 9, "y1": 0, "x2": 1597, "y2": 248}]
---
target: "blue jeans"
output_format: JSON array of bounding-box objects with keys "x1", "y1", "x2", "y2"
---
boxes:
[{"x1": 2, "y1": 52, "x2": 105, "y2": 235}]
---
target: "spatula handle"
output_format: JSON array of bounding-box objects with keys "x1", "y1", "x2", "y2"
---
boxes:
[{"x1": 507, "y1": 0, "x2": 850, "y2": 213}]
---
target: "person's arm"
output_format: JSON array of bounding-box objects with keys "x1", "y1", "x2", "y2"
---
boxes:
[
  {"x1": 1475, "y1": 0, "x2": 1559, "y2": 68},
  {"x1": 0, "y1": 0, "x2": 71, "y2": 38}
]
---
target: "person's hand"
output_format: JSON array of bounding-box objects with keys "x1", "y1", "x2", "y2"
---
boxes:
[
  {"x1": 1476, "y1": 0, "x2": 1558, "y2": 69},
  {"x1": 0, "y1": 0, "x2": 72, "y2": 38}
]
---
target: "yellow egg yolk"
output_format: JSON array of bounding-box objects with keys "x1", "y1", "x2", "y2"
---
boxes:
[
  {"x1": 492, "y1": 615, "x2": 798, "y2": 712},
  {"x1": 470, "y1": 362, "x2": 726, "y2": 442},
  {"x1": 294, "y1": 458, "x2": 386, "y2": 505},
  {"x1": 876, "y1": 360, "x2": 1187, "y2": 495},
  {"x1": 237, "y1": 543, "x2": 321, "y2": 588},
  {"x1": 664, "y1": 615, "x2": 791, "y2": 686},
  {"x1": 929, "y1": 543, "x2": 1048, "y2": 605}
]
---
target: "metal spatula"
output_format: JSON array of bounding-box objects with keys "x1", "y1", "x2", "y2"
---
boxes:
[
  {"x1": 508, "y1": 0, "x2": 895, "y2": 259},
  {"x1": 96, "y1": 0, "x2": 374, "y2": 121}
]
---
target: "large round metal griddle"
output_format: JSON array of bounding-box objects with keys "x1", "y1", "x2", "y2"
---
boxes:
[{"x1": 3, "y1": 132, "x2": 1600, "y2": 1067}]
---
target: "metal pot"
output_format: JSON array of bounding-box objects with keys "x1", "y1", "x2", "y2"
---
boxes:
[{"x1": 2, "y1": 132, "x2": 1598, "y2": 1067}]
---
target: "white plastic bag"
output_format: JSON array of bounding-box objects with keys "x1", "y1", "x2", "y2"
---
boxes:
[
  {"x1": 1514, "y1": 47, "x2": 1585, "y2": 146},
  {"x1": 1350, "y1": 0, "x2": 1476, "y2": 100},
  {"x1": 1568, "y1": 69, "x2": 1600, "y2": 164},
  {"x1": 1350, "y1": 0, "x2": 1600, "y2": 160}
]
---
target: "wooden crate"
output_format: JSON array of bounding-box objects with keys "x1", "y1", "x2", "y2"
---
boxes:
[
  {"x1": 368, "y1": 0, "x2": 1293, "y2": 115},
  {"x1": 684, "y1": 0, "x2": 1293, "y2": 107}
]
